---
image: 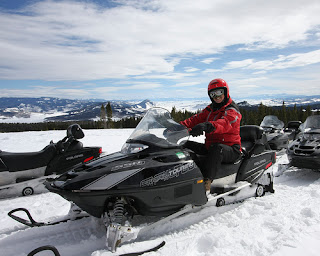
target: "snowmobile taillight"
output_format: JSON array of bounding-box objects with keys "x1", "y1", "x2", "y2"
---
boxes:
[
  {"x1": 84, "y1": 156, "x2": 94, "y2": 163},
  {"x1": 265, "y1": 162, "x2": 272, "y2": 169}
]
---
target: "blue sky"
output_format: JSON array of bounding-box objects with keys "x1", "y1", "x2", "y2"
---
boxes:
[{"x1": 0, "y1": 0, "x2": 320, "y2": 101}]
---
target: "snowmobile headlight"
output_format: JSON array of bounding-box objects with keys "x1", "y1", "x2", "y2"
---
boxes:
[{"x1": 121, "y1": 143, "x2": 149, "y2": 154}]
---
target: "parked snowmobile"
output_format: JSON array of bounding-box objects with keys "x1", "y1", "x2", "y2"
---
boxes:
[
  {"x1": 9, "y1": 108, "x2": 276, "y2": 253},
  {"x1": 286, "y1": 115, "x2": 320, "y2": 169},
  {"x1": 283, "y1": 121, "x2": 302, "y2": 141},
  {"x1": 0, "y1": 124, "x2": 102, "y2": 198},
  {"x1": 260, "y1": 115, "x2": 289, "y2": 151}
]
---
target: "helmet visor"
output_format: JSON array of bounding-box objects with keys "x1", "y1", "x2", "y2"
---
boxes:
[{"x1": 209, "y1": 88, "x2": 224, "y2": 98}]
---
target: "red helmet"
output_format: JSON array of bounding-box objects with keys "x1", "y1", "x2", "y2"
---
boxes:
[{"x1": 208, "y1": 78, "x2": 230, "y2": 99}]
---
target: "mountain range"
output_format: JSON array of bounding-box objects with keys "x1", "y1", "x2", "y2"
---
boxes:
[{"x1": 0, "y1": 95, "x2": 319, "y2": 123}]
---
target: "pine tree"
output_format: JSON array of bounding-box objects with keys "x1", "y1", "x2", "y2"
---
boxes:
[
  {"x1": 100, "y1": 104, "x2": 106, "y2": 128},
  {"x1": 106, "y1": 102, "x2": 113, "y2": 128}
]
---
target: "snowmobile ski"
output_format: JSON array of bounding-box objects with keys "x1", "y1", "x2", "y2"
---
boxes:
[
  {"x1": 8, "y1": 207, "x2": 90, "y2": 227},
  {"x1": 26, "y1": 241, "x2": 165, "y2": 256},
  {"x1": 118, "y1": 241, "x2": 166, "y2": 256},
  {"x1": 27, "y1": 245, "x2": 61, "y2": 256}
]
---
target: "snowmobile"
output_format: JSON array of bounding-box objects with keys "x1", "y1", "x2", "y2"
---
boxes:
[
  {"x1": 285, "y1": 115, "x2": 320, "y2": 169},
  {"x1": 283, "y1": 120, "x2": 302, "y2": 141},
  {"x1": 0, "y1": 124, "x2": 102, "y2": 198},
  {"x1": 9, "y1": 108, "x2": 276, "y2": 253},
  {"x1": 260, "y1": 115, "x2": 289, "y2": 151}
]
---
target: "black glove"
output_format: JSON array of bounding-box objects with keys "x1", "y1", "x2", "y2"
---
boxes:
[{"x1": 190, "y1": 122, "x2": 215, "y2": 137}]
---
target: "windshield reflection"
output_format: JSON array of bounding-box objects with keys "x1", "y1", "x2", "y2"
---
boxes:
[{"x1": 121, "y1": 108, "x2": 189, "y2": 154}]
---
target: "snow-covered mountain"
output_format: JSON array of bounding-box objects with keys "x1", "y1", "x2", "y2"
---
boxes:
[
  {"x1": 0, "y1": 95, "x2": 319, "y2": 123},
  {"x1": 0, "y1": 98, "x2": 156, "y2": 123}
]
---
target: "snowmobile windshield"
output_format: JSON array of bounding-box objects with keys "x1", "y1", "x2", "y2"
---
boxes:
[
  {"x1": 299, "y1": 115, "x2": 320, "y2": 132},
  {"x1": 121, "y1": 108, "x2": 189, "y2": 153},
  {"x1": 260, "y1": 115, "x2": 284, "y2": 130}
]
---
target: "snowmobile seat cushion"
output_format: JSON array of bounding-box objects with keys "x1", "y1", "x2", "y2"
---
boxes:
[
  {"x1": 240, "y1": 125, "x2": 264, "y2": 142},
  {"x1": 68, "y1": 141, "x2": 83, "y2": 151},
  {"x1": 0, "y1": 144, "x2": 57, "y2": 172},
  {"x1": 240, "y1": 125, "x2": 265, "y2": 156}
]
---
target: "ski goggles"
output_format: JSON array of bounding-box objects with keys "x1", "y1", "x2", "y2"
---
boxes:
[{"x1": 209, "y1": 89, "x2": 224, "y2": 98}]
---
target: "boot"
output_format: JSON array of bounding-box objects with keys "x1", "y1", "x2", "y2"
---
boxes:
[{"x1": 204, "y1": 178, "x2": 212, "y2": 192}]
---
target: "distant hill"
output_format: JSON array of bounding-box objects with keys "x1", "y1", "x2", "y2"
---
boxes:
[
  {"x1": 0, "y1": 95, "x2": 319, "y2": 123},
  {"x1": 0, "y1": 97, "x2": 155, "y2": 122}
]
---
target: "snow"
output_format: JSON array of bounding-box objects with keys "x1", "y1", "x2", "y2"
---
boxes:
[{"x1": 1, "y1": 129, "x2": 320, "y2": 256}]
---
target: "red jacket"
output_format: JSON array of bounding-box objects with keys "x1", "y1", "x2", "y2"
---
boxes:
[{"x1": 180, "y1": 98, "x2": 242, "y2": 149}]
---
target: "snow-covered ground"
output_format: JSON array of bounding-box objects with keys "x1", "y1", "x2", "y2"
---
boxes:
[{"x1": 1, "y1": 129, "x2": 320, "y2": 256}]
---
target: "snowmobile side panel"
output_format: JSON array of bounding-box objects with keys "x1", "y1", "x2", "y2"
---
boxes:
[
  {"x1": 45, "y1": 146, "x2": 101, "y2": 175},
  {"x1": 0, "y1": 158, "x2": 8, "y2": 172},
  {"x1": 236, "y1": 151, "x2": 275, "y2": 183},
  {"x1": 211, "y1": 160, "x2": 241, "y2": 186}
]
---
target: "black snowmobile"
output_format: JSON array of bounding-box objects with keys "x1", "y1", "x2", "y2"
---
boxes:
[
  {"x1": 260, "y1": 115, "x2": 289, "y2": 151},
  {"x1": 0, "y1": 124, "x2": 102, "y2": 198},
  {"x1": 9, "y1": 108, "x2": 276, "y2": 253},
  {"x1": 286, "y1": 115, "x2": 320, "y2": 169}
]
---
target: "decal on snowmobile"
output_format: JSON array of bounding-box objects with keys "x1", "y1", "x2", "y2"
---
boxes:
[
  {"x1": 140, "y1": 161, "x2": 195, "y2": 187},
  {"x1": 81, "y1": 168, "x2": 143, "y2": 190},
  {"x1": 111, "y1": 160, "x2": 145, "y2": 171},
  {"x1": 253, "y1": 159, "x2": 266, "y2": 166},
  {"x1": 175, "y1": 152, "x2": 186, "y2": 159},
  {"x1": 66, "y1": 154, "x2": 84, "y2": 160}
]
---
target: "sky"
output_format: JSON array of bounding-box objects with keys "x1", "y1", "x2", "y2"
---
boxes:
[{"x1": 0, "y1": 0, "x2": 320, "y2": 101}]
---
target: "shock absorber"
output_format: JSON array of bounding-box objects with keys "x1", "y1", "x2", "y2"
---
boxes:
[{"x1": 113, "y1": 197, "x2": 125, "y2": 224}]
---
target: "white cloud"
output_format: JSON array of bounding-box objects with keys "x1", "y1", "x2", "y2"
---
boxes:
[
  {"x1": 171, "y1": 82, "x2": 200, "y2": 87},
  {"x1": 0, "y1": 0, "x2": 319, "y2": 81},
  {"x1": 224, "y1": 49, "x2": 320, "y2": 71},
  {"x1": 201, "y1": 58, "x2": 218, "y2": 64},
  {"x1": 184, "y1": 67, "x2": 200, "y2": 72}
]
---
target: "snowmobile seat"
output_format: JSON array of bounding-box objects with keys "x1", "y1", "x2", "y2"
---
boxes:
[
  {"x1": 0, "y1": 144, "x2": 57, "y2": 172},
  {"x1": 68, "y1": 140, "x2": 83, "y2": 151},
  {"x1": 240, "y1": 125, "x2": 266, "y2": 157}
]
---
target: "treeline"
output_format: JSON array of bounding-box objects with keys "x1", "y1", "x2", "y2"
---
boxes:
[
  {"x1": 0, "y1": 102, "x2": 319, "y2": 133},
  {"x1": 170, "y1": 102, "x2": 320, "y2": 126},
  {"x1": 240, "y1": 103, "x2": 319, "y2": 126}
]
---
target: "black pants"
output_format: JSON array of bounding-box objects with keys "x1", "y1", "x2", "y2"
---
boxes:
[{"x1": 184, "y1": 141, "x2": 241, "y2": 180}]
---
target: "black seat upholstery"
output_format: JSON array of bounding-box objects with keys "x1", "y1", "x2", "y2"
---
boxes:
[
  {"x1": 240, "y1": 125, "x2": 266, "y2": 157},
  {"x1": 0, "y1": 144, "x2": 57, "y2": 172}
]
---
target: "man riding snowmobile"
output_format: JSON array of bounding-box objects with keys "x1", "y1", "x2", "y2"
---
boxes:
[{"x1": 180, "y1": 78, "x2": 242, "y2": 191}]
